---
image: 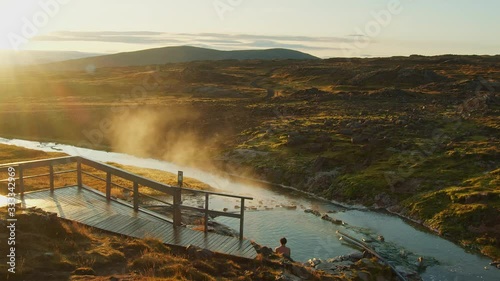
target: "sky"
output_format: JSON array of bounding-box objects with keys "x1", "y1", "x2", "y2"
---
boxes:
[{"x1": 0, "y1": 0, "x2": 499, "y2": 58}]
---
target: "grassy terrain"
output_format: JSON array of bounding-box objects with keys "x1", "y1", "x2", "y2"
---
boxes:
[{"x1": 0, "y1": 55, "x2": 499, "y2": 261}]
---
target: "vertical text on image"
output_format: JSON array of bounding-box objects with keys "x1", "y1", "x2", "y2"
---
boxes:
[{"x1": 6, "y1": 166, "x2": 17, "y2": 274}]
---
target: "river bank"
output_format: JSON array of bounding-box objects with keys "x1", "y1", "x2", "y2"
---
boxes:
[{"x1": 217, "y1": 164, "x2": 500, "y2": 263}]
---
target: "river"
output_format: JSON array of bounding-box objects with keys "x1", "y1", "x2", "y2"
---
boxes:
[{"x1": 0, "y1": 137, "x2": 497, "y2": 281}]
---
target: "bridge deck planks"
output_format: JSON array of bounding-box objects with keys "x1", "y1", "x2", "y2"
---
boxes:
[{"x1": 18, "y1": 186, "x2": 256, "y2": 259}]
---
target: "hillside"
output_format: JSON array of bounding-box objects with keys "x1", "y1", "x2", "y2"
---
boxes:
[
  {"x1": 42, "y1": 46, "x2": 319, "y2": 71},
  {"x1": 0, "y1": 50, "x2": 101, "y2": 66},
  {"x1": 0, "y1": 54, "x2": 498, "y2": 261}
]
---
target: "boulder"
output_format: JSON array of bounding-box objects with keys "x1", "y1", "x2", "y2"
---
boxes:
[
  {"x1": 186, "y1": 245, "x2": 214, "y2": 259},
  {"x1": 303, "y1": 143, "x2": 326, "y2": 153},
  {"x1": 290, "y1": 87, "x2": 332, "y2": 101},
  {"x1": 321, "y1": 214, "x2": 343, "y2": 225},
  {"x1": 304, "y1": 209, "x2": 321, "y2": 216},
  {"x1": 339, "y1": 129, "x2": 354, "y2": 136},
  {"x1": 287, "y1": 134, "x2": 308, "y2": 146},
  {"x1": 259, "y1": 246, "x2": 274, "y2": 257},
  {"x1": 290, "y1": 264, "x2": 313, "y2": 279},
  {"x1": 316, "y1": 135, "x2": 333, "y2": 143},
  {"x1": 315, "y1": 262, "x2": 336, "y2": 271},
  {"x1": 347, "y1": 252, "x2": 364, "y2": 261},
  {"x1": 306, "y1": 258, "x2": 322, "y2": 267},
  {"x1": 357, "y1": 271, "x2": 372, "y2": 281},
  {"x1": 351, "y1": 135, "x2": 370, "y2": 144},
  {"x1": 323, "y1": 119, "x2": 334, "y2": 127}
]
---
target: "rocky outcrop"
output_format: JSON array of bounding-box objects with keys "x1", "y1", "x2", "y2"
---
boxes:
[
  {"x1": 289, "y1": 87, "x2": 333, "y2": 101},
  {"x1": 186, "y1": 245, "x2": 214, "y2": 259},
  {"x1": 286, "y1": 133, "x2": 308, "y2": 146},
  {"x1": 304, "y1": 209, "x2": 321, "y2": 216},
  {"x1": 348, "y1": 67, "x2": 448, "y2": 87}
]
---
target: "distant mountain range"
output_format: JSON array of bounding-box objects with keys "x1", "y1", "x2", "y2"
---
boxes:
[
  {"x1": 5, "y1": 46, "x2": 319, "y2": 70},
  {"x1": 0, "y1": 50, "x2": 101, "y2": 66}
]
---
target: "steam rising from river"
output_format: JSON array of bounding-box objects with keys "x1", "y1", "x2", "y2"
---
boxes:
[{"x1": 109, "y1": 107, "x2": 218, "y2": 168}]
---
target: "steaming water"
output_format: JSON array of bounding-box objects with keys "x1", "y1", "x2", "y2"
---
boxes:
[{"x1": 1, "y1": 137, "x2": 497, "y2": 281}]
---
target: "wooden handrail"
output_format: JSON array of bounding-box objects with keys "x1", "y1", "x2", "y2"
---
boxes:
[
  {"x1": 179, "y1": 205, "x2": 242, "y2": 219},
  {"x1": 181, "y1": 187, "x2": 254, "y2": 200},
  {"x1": 0, "y1": 156, "x2": 78, "y2": 169},
  {"x1": 79, "y1": 157, "x2": 177, "y2": 196}
]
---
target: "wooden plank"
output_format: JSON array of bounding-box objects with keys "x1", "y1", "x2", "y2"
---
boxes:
[
  {"x1": 65, "y1": 208, "x2": 103, "y2": 222},
  {"x1": 224, "y1": 236, "x2": 240, "y2": 254},
  {"x1": 223, "y1": 237, "x2": 245, "y2": 253},
  {"x1": 175, "y1": 231, "x2": 199, "y2": 246},
  {"x1": 96, "y1": 214, "x2": 132, "y2": 230},
  {"x1": 121, "y1": 218, "x2": 153, "y2": 237},
  {"x1": 106, "y1": 215, "x2": 141, "y2": 232},
  {"x1": 153, "y1": 223, "x2": 174, "y2": 235},
  {"x1": 226, "y1": 239, "x2": 245, "y2": 255},
  {"x1": 186, "y1": 233, "x2": 209, "y2": 248},
  {"x1": 234, "y1": 241, "x2": 254, "y2": 256},
  {"x1": 139, "y1": 221, "x2": 166, "y2": 239},
  {"x1": 17, "y1": 186, "x2": 254, "y2": 259},
  {"x1": 74, "y1": 213, "x2": 108, "y2": 226},
  {"x1": 160, "y1": 227, "x2": 177, "y2": 243},
  {"x1": 113, "y1": 216, "x2": 149, "y2": 233},
  {"x1": 216, "y1": 236, "x2": 240, "y2": 254},
  {"x1": 150, "y1": 223, "x2": 174, "y2": 239},
  {"x1": 205, "y1": 233, "x2": 230, "y2": 250},
  {"x1": 167, "y1": 227, "x2": 183, "y2": 245},
  {"x1": 178, "y1": 232, "x2": 203, "y2": 247},
  {"x1": 189, "y1": 232, "x2": 212, "y2": 247}
]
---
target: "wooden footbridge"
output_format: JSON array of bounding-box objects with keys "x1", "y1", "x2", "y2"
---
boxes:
[{"x1": 0, "y1": 156, "x2": 256, "y2": 259}]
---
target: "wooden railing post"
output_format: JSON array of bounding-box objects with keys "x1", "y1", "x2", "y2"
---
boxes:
[
  {"x1": 76, "y1": 158, "x2": 82, "y2": 188},
  {"x1": 49, "y1": 164, "x2": 54, "y2": 192},
  {"x1": 239, "y1": 198, "x2": 245, "y2": 240},
  {"x1": 106, "y1": 172, "x2": 111, "y2": 201},
  {"x1": 178, "y1": 171, "x2": 183, "y2": 188},
  {"x1": 173, "y1": 187, "x2": 182, "y2": 227},
  {"x1": 19, "y1": 165, "x2": 24, "y2": 197},
  {"x1": 204, "y1": 193, "x2": 209, "y2": 233},
  {"x1": 133, "y1": 182, "x2": 139, "y2": 211}
]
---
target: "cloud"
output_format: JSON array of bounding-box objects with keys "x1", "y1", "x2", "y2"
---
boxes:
[
  {"x1": 32, "y1": 31, "x2": 356, "y2": 52},
  {"x1": 191, "y1": 33, "x2": 352, "y2": 43},
  {"x1": 247, "y1": 39, "x2": 342, "y2": 51},
  {"x1": 34, "y1": 31, "x2": 182, "y2": 44}
]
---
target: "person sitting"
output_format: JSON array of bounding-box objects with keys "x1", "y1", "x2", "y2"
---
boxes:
[{"x1": 275, "y1": 237, "x2": 291, "y2": 259}]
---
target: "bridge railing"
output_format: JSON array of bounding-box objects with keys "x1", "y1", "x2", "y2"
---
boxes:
[
  {"x1": 0, "y1": 156, "x2": 252, "y2": 239},
  {"x1": 0, "y1": 156, "x2": 79, "y2": 195},
  {"x1": 178, "y1": 187, "x2": 252, "y2": 240}
]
